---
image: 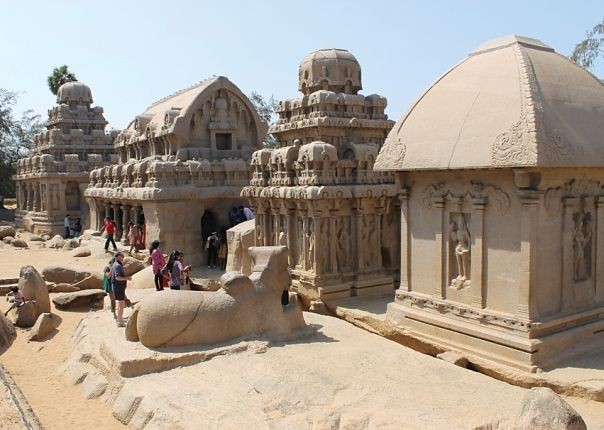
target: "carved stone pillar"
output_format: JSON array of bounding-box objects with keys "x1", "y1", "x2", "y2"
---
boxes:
[
  {"x1": 470, "y1": 197, "x2": 486, "y2": 308},
  {"x1": 121, "y1": 205, "x2": 131, "y2": 245},
  {"x1": 561, "y1": 197, "x2": 578, "y2": 311},
  {"x1": 104, "y1": 202, "x2": 111, "y2": 219},
  {"x1": 271, "y1": 207, "x2": 280, "y2": 246},
  {"x1": 399, "y1": 189, "x2": 410, "y2": 291},
  {"x1": 287, "y1": 207, "x2": 296, "y2": 267},
  {"x1": 373, "y1": 207, "x2": 383, "y2": 271},
  {"x1": 433, "y1": 195, "x2": 446, "y2": 299},
  {"x1": 597, "y1": 196, "x2": 604, "y2": 303},
  {"x1": 517, "y1": 191, "x2": 540, "y2": 320},
  {"x1": 27, "y1": 186, "x2": 33, "y2": 211},
  {"x1": 354, "y1": 206, "x2": 363, "y2": 272},
  {"x1": 302, "y1": 215, "x2": 309, "y2": 271},
  {"x1": 33, "y1": 183, "x2": 40, "y2": 212},
  {"x1": 330, "y1": 215, "x2": 337, "y2": 274},
  {"x1": 113, "y1": 203, "x2": 122, "y2": 241}
]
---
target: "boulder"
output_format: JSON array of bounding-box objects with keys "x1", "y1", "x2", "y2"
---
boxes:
[
  {"x1": 71, "y1": 275, "x2": 103, "y2": 290},
  {"x1": 0, "y1": 225, "x2": 16, "y2": 239},
  {"x1": 11, "y1": 238, "x2": 28, "y2": 248},
  {"x1": 0, "y1": 313, "x2": 17, "y2": 355},
  {"x1": 62, "y1": 238, "x2": 80, "y2": 250},
  {"x1": 18, "y1": 266, "x2": 51, "y2": 314},
  {"x1": 190, "y1": 278, "x2": 221, "y2": 292},
  {"x1": 475, "y1": 387, "x2": 587, "y2": 430},
  {"x1": 50, "y1": 283, "x2": 80, "y2": 293},
  {"x1": 2, "y1": 236, "x2": 13, "y2": 244},
  {"x1": 226, "y1": 220, "x2": 255, "y2": 275},
  {"x1": 125, "y1": 305, "x2": 140, "y2": 341},
  {"x1": 27, "y1": 313, "x2": 61, "y2": 341},
  {"x1": 10, "y1": 301, "x2": 38, "y2": 328},
  {"x1": 29, "y1": 235, "x2": 44, "y2": 242},
  {"x1": 129, "y1": 266, "x2": 155, "y2": 289},
  {"x1": 52, "y1": 290, "x2": 107, "y2": 310},
  {"x1": 70, "y1": 247, "x2": 91, "y2": 258},
  {"x1": 123, "y1": 256, "x2": 147, "y2": 277},
  {"x1": 42, "y1": 264, "x2": 102, "y2": 286},
  {"x1": 47, "y1": 235, "x2": 65, "y2": 249},
  {"x1": 437, "y1": 351, "x2": 468, "y2": 368},
  {"x1": 42, "y1": 234, "x2": 51, "y2": 241}
]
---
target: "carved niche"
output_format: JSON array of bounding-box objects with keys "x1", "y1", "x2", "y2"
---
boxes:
[
  {"x1": 572, "y1": 209, "x2": 593, "y2": 282},
  {"x1": 448, "y1": 212, "x2": 471, "y2": 290}
]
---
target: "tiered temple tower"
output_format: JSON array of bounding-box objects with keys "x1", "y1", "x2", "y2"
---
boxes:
[
  {"x1": 243, "y1": 49, "x2": 399, "y2": 302},
  {"x1": 14, "y1": 82, "x2": 116, "y2": 234}
]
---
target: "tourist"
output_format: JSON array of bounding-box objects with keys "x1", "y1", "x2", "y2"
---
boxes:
[
  {"x1": 236, "y1": 206, "x2": 247, "y2": 224},
  {"x1": 111, "y1": 252, "x2": 131, "y2": 327},
  {"x1": 136, "y1": 220, "x2": 146, "y2": 251},
  {"x1": 4, "y1": 286, "x2": 24, "y2": 316},
  {"x1": 205, "y1": 232, "x2": 220, "y2": 268},
  {"x1": 166, "y1": 250, "x2": 190, "y2": 290},
  {"x1": 149, "y1": 240, "x2": 166, "y2": 291},
  {"x1": 100, "y1": 216, "x2": 118, "y2": 253},
  {"x1": 228, "y1": 207, "x2": 239, "y2": 226},
  {"x1": 242, "y1": 206, "x2": 255, "y2": 221},
  {"x1": 217, "y1": 229, "x2": 228, "y2": 271},
  {"x1": 64, "y1": 214, "x2": 71, "y2": 239},
  {"x1": 72, "y1": 217, "x2": 82, "y2": 238},
  {"x1": 127, "y1": 221, "x2": 139, "y2": 254},
  {"x1": 103, "y1": 257, "x2": 116, "y2": 318}
]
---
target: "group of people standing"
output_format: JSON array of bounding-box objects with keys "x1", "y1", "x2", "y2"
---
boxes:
[
  {"x1": 63, "y1": 214, "x2": 82, "y2": 239},
  {"x1": 100, "y1": 216, "x2": 145, "y2": 254}
]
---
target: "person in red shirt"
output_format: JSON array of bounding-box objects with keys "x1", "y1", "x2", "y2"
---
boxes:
[{"x1": 100, "y1": 216, "x2": 119, "y2": 253}]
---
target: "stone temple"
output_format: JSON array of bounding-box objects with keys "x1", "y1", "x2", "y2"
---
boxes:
[
  {"x1": 14, "y1": 82, "x2": 116, "y2": 234},
  {"x1": 375, "y1": 35, "x2": 604, "y2": 371},
  {"x1": 85, "y1": 76, "x2": 267, "y2": 265},
  {"x1": 243, "y1": 49, "x2": 399, "y2": 302}
]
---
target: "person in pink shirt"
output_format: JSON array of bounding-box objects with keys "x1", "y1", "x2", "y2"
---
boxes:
[
  {"x1": 4, "y1": 286, "x2": 24, "y2": 316},
  {"x1": 149, "y1": 240, "x2": 166, "y2": 291}
]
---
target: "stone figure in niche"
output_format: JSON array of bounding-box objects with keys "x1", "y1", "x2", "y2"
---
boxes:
[
  {"x1": 296, "y1": 218, "x2": 304, "y2": 267},
  {"x1": 306, "y1": 219, "x2": 314, "y2": 270},
  {"x1": 336, "y1": 218, "x2": 350, "y2": 271},
  {"x1": 573, "y1": 212, "x2": 593, "y2": 282},
  {"x1": 367, "y1": 216, "x2": 377, "y2": 269},
  {"x1": 449, "y1": 213, "x2": 471, "y2": 290},
  {"x1": 319, "y1": 219, "x2": 329, "y2": 269}
]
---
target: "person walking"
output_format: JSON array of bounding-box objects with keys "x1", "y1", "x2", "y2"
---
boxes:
[
  {"x1": 205, "y1": 232, "x2": 220, "y2": 268},
  {"x1": 111, "y1": 252, "x2": 131, "y2": 327},
  {"x1": 73, "y1": 217, "x2": 82, "y2": 238},
  {"x1": 64, "y1": 214, "x2": 71, "y2": 239},
  {"x1": 103, "y1": 257, "x2": 116, "y2": 318},
  {"x1": 127, "y1": 221, "x2": 139, "y2": 254},
  {"x1": 100, "y1": 217, "x2": 118, "y2": 253},
  {"x1": 149, "y1": 240, "x2": 166, "y2": 291}
]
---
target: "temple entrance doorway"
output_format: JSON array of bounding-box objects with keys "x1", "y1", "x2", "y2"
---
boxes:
[
  {"x1": 65, "y1": 181, "x2": 80, "y2": 211},
  {"x1": 201, "y1": 209, "x2": 218, "y2": 243}
]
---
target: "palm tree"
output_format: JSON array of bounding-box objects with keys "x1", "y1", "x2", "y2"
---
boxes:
[{"x1": 47, "y1": 65, "x2": 77, "y2": 95}]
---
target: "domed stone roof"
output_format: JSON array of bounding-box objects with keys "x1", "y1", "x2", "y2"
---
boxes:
[
  {"x1": 56, "y1": 81, "x2": 93, "y2": 104},
  {"x1": 298, "y1": 49, "x2": 362, "y2": 95},
  {"x1": 374, "y1": 35, "x2": 604, "y2": 171}
]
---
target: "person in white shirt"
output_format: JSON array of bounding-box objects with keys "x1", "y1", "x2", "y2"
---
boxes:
[
  {"x1": 64, "y1": 214, "x2": 71, "y2": 239},
  {"x1": 242, "y1": 206, "x2": 255, "y2": 221}
]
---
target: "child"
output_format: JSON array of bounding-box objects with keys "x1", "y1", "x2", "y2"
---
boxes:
[
  {"x1": 4, "y1": 286, "x2": 24, "y2": 316},
  {"x1": 103, "y1": 257, "x2": 116, "y2": 318}
]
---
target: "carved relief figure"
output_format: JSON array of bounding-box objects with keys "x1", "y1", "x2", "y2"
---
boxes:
[
  {"x1": 367, "y1": 216, "x2": 377, "y2": 269},
  {"x1": 336, "y1": 217, "x2": 350, "y2": 271},
  {"x1": 573, "y1": 212, "x2": 593, "y2": 282},
  {"x1": 306, "y1": 219, "x2": 314, "y2": 270},
  {"x1": 449, "y1": 213, "x2": 471, "y2": 290}
]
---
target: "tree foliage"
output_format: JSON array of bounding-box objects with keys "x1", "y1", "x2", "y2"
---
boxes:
[
  {"x1": 249, "y1": 91, "x2": 278, "y2": 148},
  {"x1": 0, "y1": 89, "x2": 43, "y2": 197},
  {"x1": 570, "y1": 18, "x2": 604, "y2": 70},
  {"x1": 47, "y1": 65, "x2": 77, "y2": 95}
]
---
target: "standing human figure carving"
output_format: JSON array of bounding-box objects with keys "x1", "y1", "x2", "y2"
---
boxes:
[
  {"x1": 449, "y1": 213, "x2": 471, "y2": 289},
  {"x1": 573, "y1": 213, "x2": 592, "y2": 281}
]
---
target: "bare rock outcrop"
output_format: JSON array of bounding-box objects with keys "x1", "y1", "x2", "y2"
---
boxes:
[
  {"x1": 28, "y1": 313, "x2": 61, "y2": 341},
  {"x1": 10, "y1": 301, "x2": 38, "y2": 328},
  {"x1": 52, "y1": 290, "x2": 106, "y2": 310},
  {"x1": 133, "y1": 246, "x2": 305, "y2": 348},
  {"x1": 475, "y1": 387, "x2": 586, "y2": 430},
  {"x1": 42, "y1": 264, "x2": 102, "y2": 288},
  {"x1": 0, "y1": 313, "x2": 17, "y2": 355},
  {"x1": 18, "y1": 265, "x2": 51, "y2": 315},
  {"x1": 123, "y1": 256, "x2": 146, "y2": 277}
]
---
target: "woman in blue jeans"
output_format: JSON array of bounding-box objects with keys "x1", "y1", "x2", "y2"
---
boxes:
[{"x1": 166, "y1": 250, "x2": 190, "y2": 290}]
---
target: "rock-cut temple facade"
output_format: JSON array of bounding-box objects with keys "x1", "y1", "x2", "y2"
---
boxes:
[
  {"x1": 85, "y1": 76, "x2": 268, "y2": 265},
  {"x1": 243, "y1": 49, "x2": 399, "y2": 302},
  {"x1": 375, "y1": 35, "x2": 604, "y2": 371},
  {"x1": 14, "y1": 82, "x2": 116, "y2": 234}
]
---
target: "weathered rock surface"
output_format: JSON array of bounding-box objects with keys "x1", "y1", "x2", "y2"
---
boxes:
[
  {"x1": 62, "y1": 239, "x2": 80, "y2": 250},
  {"x1": 226, "y1": 219, "x2": 255, "y2": 275},
  {"x1": 70, "y1": 247, "x2": 91, "y2": 258},
  {"x1": 27, "y1": 313, "x2": 61, "y2": 341},
  {"x1": 190, "y1": 278, "x2": 221, "y2": 291},
  {"x1": 134, "y1": 246, "x2": 305, "y2": 348},
  {"x1": 0, "y1": 313, "x2": 17, "y2": 355},
  {"x1": 41, "y1": 234, "x2": 51, "y2": 241},
  {"x1": 2, "y1": 236, "x2": 13, "y2": 244},
  {"x1": 11, "y1": 238, "x2": 28, "y2": 248},
  {"x1": 18, "y1": 265, "x2": 51, "y2": 315},
  {"x1": 52, "y1": 290, "x2": 106, "y2": 310},
  {"x1": 9, "y1": 301, "x2": 38, "y2": 328},
  {"x1": 123, "y1": 256, "x2": 146, "y2": 277},
  {"x1": 47, "y1": 235, "x2": 65, "y2": 249},
  {"x1": 0, "y1": 225, "x2": 16, "y2": 239},
  {"x1": 50, "y1": 283, "x2": 80, "y2": 293},
  {"x1": 437, "y1": 351, "x2": 468, "y2": 368},
  {"x1": 42, "y1": 264, "x2": 102, "y2": 286},
  {"x1": 129, "y1": 266, "x2": 155, "y2": 290},
  {"x1": 309, "y1": 300, "x2": 329, "y2": 315},
  {"x1": 29, "y1": 235, "x2": 44, "y2": 242},
  {"x1": 475, "y1": 387, "x2": 587, "y2": 430}
]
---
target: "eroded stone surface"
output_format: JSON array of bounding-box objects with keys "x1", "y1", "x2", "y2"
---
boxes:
[
  {"x1": 28, "y1": 313, "x2": 61, "y2": 341},
  {"x1": 0, "y1": 313, "x2": 16, "y2": 355},
  {"x1": 18, "y1": 265, "x2": 51, "y2": 315},
  {"x1": 53, "y1": 290, "x2": 106, "y2": 310}
]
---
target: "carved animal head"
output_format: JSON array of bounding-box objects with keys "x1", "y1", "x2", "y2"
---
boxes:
[{"x1": 248, "y1": 246, "x2": 290, "y2": 295}]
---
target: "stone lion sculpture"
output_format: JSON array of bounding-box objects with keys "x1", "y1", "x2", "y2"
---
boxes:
[{"x1": 127, "y1": 246, "x2": 306, "y2": 348}]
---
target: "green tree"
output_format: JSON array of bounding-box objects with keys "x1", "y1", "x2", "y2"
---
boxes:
[
  {"x1": 570, "y1": 18, "x2": 604, "y2": 70},
  {"x1": 249, "y1": 91, "x2": 278, "y2": 148},
  {"x1": 47, "y1": 65, "x2": 77, "y2": 95},
  {"x1": 0, "y1": 89, "x2": 43, "y2": 197}
]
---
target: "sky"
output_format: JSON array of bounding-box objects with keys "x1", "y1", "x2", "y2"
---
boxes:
[{"x1": 2, "y1": 0, "x2": 603, "y2": 131}]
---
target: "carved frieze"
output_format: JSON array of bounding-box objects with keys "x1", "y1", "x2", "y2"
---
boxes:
[{"x1": 420, "y1": 181, "x2": 510, "y2": 215}]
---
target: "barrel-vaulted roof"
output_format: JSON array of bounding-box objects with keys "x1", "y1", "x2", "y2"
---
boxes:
[{"x1": 374, "y1": 35, "x2": 604, "y2": 171}]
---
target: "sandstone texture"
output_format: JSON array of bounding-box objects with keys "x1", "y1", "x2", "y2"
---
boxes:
[
  {"x1": 226, "y1": 219, "x2": 255, "y2": 275},
  {"x1": 123, "y1": 256, "x2": 146, "y2": 277},
  {"x1": 18, "y1": 265, "x2": 51, "y2": 315},
  {"x1": 52, "y1": 290, "x2": 106, "y2": 310},
  {"x1": 70, "y1": 247, "x2": 91, "y2": 258},
  {"x1": 11, "y1": 238, "x2": 28, "y2": 248},
  {"x1": 0, "y1": 225, "x2": 16, "y2": 239},
  {"x1": 47, "y1": 235, "x2": 65, "y2": 249},
  {"x1": 50, "y1": 283, "x2": 80, "y2": 293},
  {"x1": 42, "y1": 264, "x2": 102, "y2": 287},
  {"x1": 27, "y1": 313, "x2": 61, "y2": 342},
  {"x1": 0, "y1": 313, "x2": 16, "y2": 355},
  {"x1": 2, "y1": 236, "x2": 13, "y2": 244},
  {"x1": 10, "y1": 301, "x2": 38, "y2": 328}
]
